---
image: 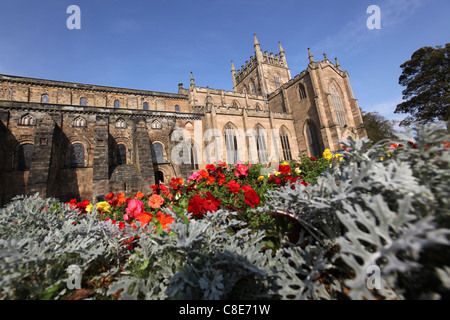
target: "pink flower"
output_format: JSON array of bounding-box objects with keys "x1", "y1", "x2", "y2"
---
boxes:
[
  {"x1": 234, "y1": 163, "x2": 249, "y2": 178},
  {"x1": 124, "y1": 199, "x2": 145, "y2": 221},
  {"x1": 188, "y1": 171, "x2": 200, "y2": 183}
]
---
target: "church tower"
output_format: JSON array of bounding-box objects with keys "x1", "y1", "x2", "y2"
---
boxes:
[{"x1": 232, "y1": 34, "x2": 292, "y2": 96}]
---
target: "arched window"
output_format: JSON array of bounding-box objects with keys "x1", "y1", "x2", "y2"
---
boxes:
[
  {"x1": 250, "y1": 79, "x2": 256, "y2": 95},
  {"x1": 143, "y1": 102, "x2": 149, "y2": 110},
  {"x1": 299, "y1": 84, "x2": 307, "y2": 100},
  {"x1": 175, "y1": 105, "x2": 180, "y2": 112},
  {"x1": 224, "y1": 124, "x2": 239, "y2": 164},
  {"x1": 329, "y1": 83, "x2": 347, "y2": 127},
  {"x1": 152, "y1": 142, "x2": 164, "y2": 164},
  {"x1": 80, "y1": 97, "x2": 87, "y2": 106},
  {"x1": 41, "y1": 94, "x2": 49, "y2": 104},
  {"x1": 117, "y1": 144, "x2": 127, "y2": 165},
  {"x1": 19, "y1": 114, "x2": 36, "y2": 126},
  {"x1": 274, "y1": 75, "x2": 281, "y2": 89},
  {"x1": 232, "y1": 100, "x2": 239, "y2": 109},
  {"x1": 70, "y1": 143, "x2": 85, "y2": 168},
  {"x1": 255, "y1": 125, "x2": 268, "y2": 163},
  {"x1": 306, "y1": 122, "x2": 321, "y2": 158},
  {"x1": 114, "y1": 100, "x2": 120, "y2": 109},
  {"x1": 255, "y1": 103, "x2": 262, "y2": 111},
  {"x1": 189, "y1": 141, "x2": 199, "y2": 170},
  {"x1": 115, "y1": 118, "x2": 126, "y2": 129},
  {"x1": 18, "y1": 144, "x2": 34, "y2": 171},
  {"x1": 73, "y1": 116, "x2": 87, "y2": 127},
  {"x1": 151, "y1": 120, "x2": 162, "y2": 129},
  {"x1": 280, "y1": 127, "x2": 292, "y2": 161}
]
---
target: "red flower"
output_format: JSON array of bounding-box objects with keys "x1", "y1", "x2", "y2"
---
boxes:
[
  {"x1": 242, "y1": 185, "x2": 260, "y2": 208},
  {"x1": 277, "y1": 164, "x2": 291, "y2": 174},
  {"x1": 105, "y1": 193, "x2": 115, "y2": 201},
  {"x1": 205, "y1": 164, "x2": 216, "y2": 172},
  {"x1": 408, "y1": 141, "x2": 418, "y2": 149},
  {"x1": 310, "y1": 157, "x2": 317, "y2": 161},
  {"x1": 170, "y1": 177, "x2": 184, "y2": 189},
  {"x1": 188, "y1": 192, "x2": 221, "y2": 217},
  {"x1": 227, "y1": 180, "x2": 241, "y2": 194}
]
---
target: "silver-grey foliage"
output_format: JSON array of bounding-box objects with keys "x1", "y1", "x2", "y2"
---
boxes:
[
  {"x1": 1, "y1": 123, "x2": 449, "y2": 300},
  {"x1": 260, "y1": 122, "x2": 450, "y2": 299}
]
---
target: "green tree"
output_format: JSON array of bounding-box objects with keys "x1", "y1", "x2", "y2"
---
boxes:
[
  {"x1": 395, "y1": 43, "x2": 449, "y2": 126},
  {"x1": 361, "y1": 111, "x2": 397, "y2": 143}
]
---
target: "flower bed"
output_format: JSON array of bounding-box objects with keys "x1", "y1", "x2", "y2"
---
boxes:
[{"x1": 1, "y1": 123, "x2": 450, "y2": 300}]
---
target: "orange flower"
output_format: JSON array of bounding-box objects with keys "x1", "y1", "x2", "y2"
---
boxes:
[
  {"x1": 134, "y1": 191, "x2": 145, "y2": 199},
  {"x1": 199, "y1": 169, "x2": 209, "y2": 180},
  {"x1": 112, "y1": 192, "x2": 127, "y2": 207},
  {"x1": 135, "y1": 212, "x2": 154, "y2": 227},
  {"x1": 148, "y1": 194, "x2": 164, "y2": 209},
  {"x1": 155, "y1": 211, "x2": 175, "y2": 230}
]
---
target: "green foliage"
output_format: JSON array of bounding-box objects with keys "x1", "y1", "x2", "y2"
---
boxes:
[
  {"x1": 362, "y1": 110, "x2": 398, "y2": 143},
  {"x1": 395, "y1": 43, "x2": 450, "y2": 126}
]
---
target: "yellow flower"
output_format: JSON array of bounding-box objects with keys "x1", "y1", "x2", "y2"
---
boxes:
[
  {"x1": 86, "y1": 204, "x2": 93, "y2": 213},
  {"x1": 281, "y1": 161, "x2": 288, "y2": 166},
  {"x1": 323, "y1": 149, "x2": 333, "y2": 161},
  {"x1": 257, "y1": 176, "x2": 265, "y2": 182},
  {"x1": 96, "y1": 201, "x2": 111, "y2": 213},
  {"x1": 294, "y1": 168, "x2": 301, "y2": 174},
  {"x1": 380, "y1": 156, "x2": 384, "y2": 161},
  {"x1": 334, "y1": 153, "x2": 343, "y2": 162},
  {"x1": 274, "y1": 171, "x2": 281, "y2": 176}
]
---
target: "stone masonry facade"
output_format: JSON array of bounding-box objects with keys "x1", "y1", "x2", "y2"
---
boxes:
[{"x1": 0, "y1": 34, "x2": 366, "y2": 206}]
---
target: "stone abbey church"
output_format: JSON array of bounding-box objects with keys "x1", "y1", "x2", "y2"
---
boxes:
[{"x1": 0, "y1": 34, "x2": 366, "y2": 205}]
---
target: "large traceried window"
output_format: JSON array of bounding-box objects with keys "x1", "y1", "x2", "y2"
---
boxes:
[
  {"x1": 255, "y1": 125, "x2": 268, "y2": 163},
  {"x1": 329, "y1": 83, "x2": 347, "y2": 127},
  {"x1": 299, "y1": 84, "x2": 307, "y2": 100},
  {"x1": 280, "y1": 127, "x2": 292, "y2": 161},
  {"x1": 306, "y1": 122, "x2": 321, "y2": 158},
  {"x1": 250, "y1": 79, "x2": 256, "y2": 95},
  {"x1": 274, "y1": 75, "x2": 281, "y2": 89},
  {"x1": 224, "y1": 123, "x2": 239, "y2": 164},
  {"x1": 18, "y1": 144, "x2": 34, "y2": 171},
  {"x1": 70, "y1": 143, "x2": 85, "y2": 168}
]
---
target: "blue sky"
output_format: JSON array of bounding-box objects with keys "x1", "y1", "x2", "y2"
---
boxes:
[{"x1": 0, "y1": 0, "x2": 448, "y2": 124}]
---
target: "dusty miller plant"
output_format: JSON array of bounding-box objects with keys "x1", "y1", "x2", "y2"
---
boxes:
[
  {"x1": 258, "y1": 122, "x2": 450, "y2": 299},
  {"x1": 106, "y1": 209, "x2": 279, "y2": 300},
  {"x1": 0, "y1": 194, "x2": 131, "y2": 299}
]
